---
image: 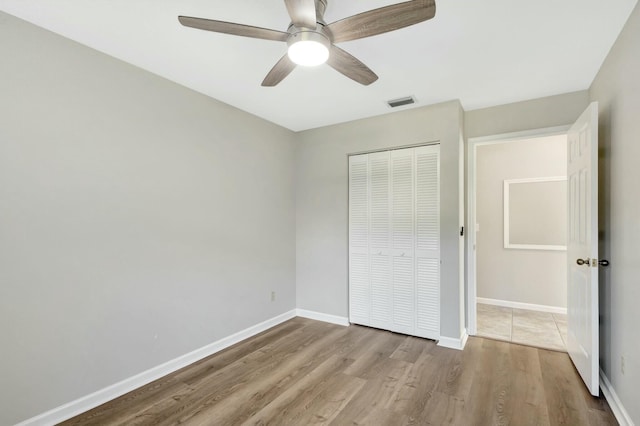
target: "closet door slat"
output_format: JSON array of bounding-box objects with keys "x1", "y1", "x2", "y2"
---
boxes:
[
  {"x1": 349, "y1": 154, "x2": 370, "y2": 325},
  {"x1": 368, "y1": 152, "x2": 392, "y2": 328},
  {"x1": 391, "y1": 149, "x2": 415, "y2": 333},
  {"x1": 415, "y1": 145, "x2": 440, "y2": 339}
]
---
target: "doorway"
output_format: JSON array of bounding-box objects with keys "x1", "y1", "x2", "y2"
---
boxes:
[{"x1": 467, "y1": 127, "x2": 569, "y2": 351}]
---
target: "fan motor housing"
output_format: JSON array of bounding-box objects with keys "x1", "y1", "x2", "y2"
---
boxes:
[{"x1": 287, "y1": 30, "x2": 330, "y2": 49}]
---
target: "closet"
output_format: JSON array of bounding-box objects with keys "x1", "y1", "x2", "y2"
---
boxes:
[{"x1": 348, "y1": 145, "x2": 440, "y2": 340}]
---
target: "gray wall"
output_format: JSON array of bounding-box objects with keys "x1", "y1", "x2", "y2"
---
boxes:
[
  {"x1": 465, "y1": 91, "x2": 591, "y2": 139},
  {"x1": 0, "y1": 13, "x2": 296, "y2": 425},
  {"x1": 476, "y1": 136, "x2": 567, "y2": 308},
  {"x1": 590, "y1": 2, "x2": 640, "y2": 423},
  {"x1": 295, "y1": 101, "x2": 465, "y2": 340}
]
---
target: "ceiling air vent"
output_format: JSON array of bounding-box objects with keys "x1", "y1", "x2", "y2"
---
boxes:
[{"x1": 387, "y1": 96, "x2": 416, "y2": 108}]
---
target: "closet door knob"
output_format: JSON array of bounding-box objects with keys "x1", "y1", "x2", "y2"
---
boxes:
[{"x1": 576, "y1": 258, "x2": 590, "y2": 266}]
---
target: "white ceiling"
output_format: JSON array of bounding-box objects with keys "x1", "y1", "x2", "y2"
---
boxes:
[{"x1": 0, "y1": 0, "x2": 637, "y2": 131}]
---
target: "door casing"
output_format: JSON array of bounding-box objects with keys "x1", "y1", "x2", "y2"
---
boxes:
[{"x1": 466, "y1": 125, "x2": 571, "y2": 335}]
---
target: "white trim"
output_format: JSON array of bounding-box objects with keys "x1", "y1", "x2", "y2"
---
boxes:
[
  {"x1": 504, "y1": 243, "x2": 567, "y2": 251},
  {"x1": 466, "y1": 125, "x2": 571, "y2": 337},
  {"x1": 600, "y1": 368, "x2": 635, "y2": 426},
  {"x1": 467, "y1": 125, "x2": 571, "y2": 145},
  {"x1": 347, "y1": 139, "x2": 440, "y2": 156},
  {"x1": 477, "y1": 297, "x2": 567, "y2": 315},
  {"x1": 504, "y1": 176, "x2": 567, "y2": 184},
  {"x1": 15, "y1": 310, "x2": 298, "y2": 426},
  {"x1": 503, "y1": 176, "x2": 567, "y2": 251},
  {"x1": 296, "y1": 309, "x2": 350, "y2": 326},
  {"x1": 504, "y1": 244, "x2": 567, "y2": 251},
  {"x1": 437, "y1": 329, "x2": 469, "y2": 351}
]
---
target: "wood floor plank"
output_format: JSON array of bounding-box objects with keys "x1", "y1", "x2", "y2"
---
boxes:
[
  {"x1": 503, "y1": 343, "x2": 551, "y2": 425},
  {"x1": 291, "y1": 373, "x2": 366, "y2": 425},
  {"x1": 538, "y1": 349, "x2": 598, "y2": 426},
  {"x1": 588, "y1": 408, "x2": 619, "y2": 426},
  {"x1": 414, "y1": 391, "x2": 466, "y2": 425},
  {"x1": 342, "y1": 332, "x2": 407, "y2": 380},
  {"x1": 62, "y1": 321, "x2": 618, "y2": 426},
  {"x1": 388, "y1": 342, "x2": 442, "y2": 418},
  {"x1": 184, "y1": 327, "x2": 365, "y2": 425},
  {"x1": 131, "y1": 324, "x2": 348, "y2": 425},
  {"x1": 460, "y1": 338, "x2": 516, "y2": 425},
  {"x1": 389, "y1": 335, "x2": 427, "y2": 363},
  {"x1": 330, "y1": 356, "x2": 412, "y2": 424},
  {"x1": 334, "y1": 406, "x2": 410, "y2": 426},
  {"x1": 435, "y1": 334, "x2": 482, "y2": 399},
  {"x1": 243, "y1": 369, "x2": 363, "y2": 425},
  {"x1": 242, "y1": 354, "x2": 355, "y2": 425}
]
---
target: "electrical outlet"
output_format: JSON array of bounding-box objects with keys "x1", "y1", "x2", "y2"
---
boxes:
[
  {"x1": 621, "y1": 355, "x2": 626, "y2": 375},
  {"x1": 271, "y1": 291, "x2": 276, "y2": 302}
]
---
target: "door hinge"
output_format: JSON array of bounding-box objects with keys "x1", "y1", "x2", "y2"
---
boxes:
[{"x1": 460, "y1": 226, "x2": 464, "y2": 236}]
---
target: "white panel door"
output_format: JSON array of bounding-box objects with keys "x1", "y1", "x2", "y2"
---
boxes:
[
  {"x1": 414, "y1": 145, "x2": 440, "y2": 339},
  {"x1": 391, "y1": 149, "x2": 415, "y2": 334},
  {"x1": 348, "y1": 154, "x2": 370, "y2": 325},
  {"x1": 567, "y1": 102, "x2": 599, "y2": 396},
  {"x1": 368, "y1": 151, "x2": 392, "y2": 329}
]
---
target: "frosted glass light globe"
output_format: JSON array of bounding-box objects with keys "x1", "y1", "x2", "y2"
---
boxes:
[
  {"x1": 287, "y1": 31, "x2": 330, "y2": 67},
  {"x1": 288, "y1": 40, "x2": 329, "y2": 66}
]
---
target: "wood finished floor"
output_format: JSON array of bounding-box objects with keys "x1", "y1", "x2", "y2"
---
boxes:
[{"x1": 61, "y1": 318, "x2": 617, "y2": 425}]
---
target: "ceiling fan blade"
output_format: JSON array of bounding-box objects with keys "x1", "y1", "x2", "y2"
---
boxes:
[
  {"x1": 178, "y1": 16, "x2": 289, "y2": 42},
  {"x1": 284, "y1": 0, "x2": 317, "y2": 29},
  {"x1": 262, "y1": 54, "x2": 297, "y2": 87},
  {"x1": 327, "y1": 0, "x2": 436, "y2": 44},
  {"x1": 327, "y1": 45, "x2": 378, "y2": 86}
]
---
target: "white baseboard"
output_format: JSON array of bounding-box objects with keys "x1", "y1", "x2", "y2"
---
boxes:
[
  {"x1": 296, "y1": 309, "x2": 350, "y2": 326},
  {"x1": 437, "y1": 329, "x2": 469, "y2": 351},
  {"x1": 600, "y1": 368, "x2": 635, "y2": 426},
  {"x1": 16, "y1": 309, "x2": 297, "y2": 426},
  {"x1": 477, "y1": 297, "x2": 567, "y2": 315}
]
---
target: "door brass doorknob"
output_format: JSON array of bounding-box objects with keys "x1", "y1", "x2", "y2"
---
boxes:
[{"x1": 576, "y1": 258, "x2": 590, "y2": 266}]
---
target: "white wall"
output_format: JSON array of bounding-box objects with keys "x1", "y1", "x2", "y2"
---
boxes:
[
  {"x1": 295, "y1": 101, "x2": 465, "y2": 340},
  {"x1": 590, "y1": 2, "x2": 640, "y2": 423},
  {"x1": 0, "y1": 13, "x2": 296, "y2": 425},
  {"x1": 476, "y1": 136, "x2": 567, "y2": 308}
]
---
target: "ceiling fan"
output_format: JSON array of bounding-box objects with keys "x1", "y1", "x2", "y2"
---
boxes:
[{"x1": 178, "y1": 0, "x2": 436, "y2": 87}]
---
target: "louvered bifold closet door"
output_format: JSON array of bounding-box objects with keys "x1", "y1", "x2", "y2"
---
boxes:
[
  {"x1": 368, "y1": 151, "x2": 392, "y2": 329},
  {"x1": 414, "y1": 145, "x2": 440, "y2": 339},
  {"x1": 349, "y1": 146, "x2": 440, "y2": 340},
  {"x1": 390, "y1": 149, "x2": 415, "y2": 334},
  {"x1": 349, "y1": 154, "x2": 370, "y2": 325}
]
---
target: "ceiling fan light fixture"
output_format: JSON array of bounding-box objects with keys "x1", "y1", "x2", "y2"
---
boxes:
[
  {"x1": 179, "y1": 0, "x2": 437, "y2": 86},
  {"x1": 287, "y1": 31, "x2": 330, "y2": 67}
]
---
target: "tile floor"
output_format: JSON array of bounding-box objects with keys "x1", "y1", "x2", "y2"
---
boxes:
[{"x1": 476, "y1": 303, "x2": 568, "y2": 352}]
